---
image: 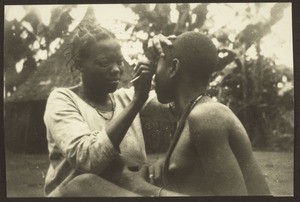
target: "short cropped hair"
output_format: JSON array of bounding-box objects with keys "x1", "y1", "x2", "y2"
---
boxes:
[
  {"x1": 66, "y1": 19, "x2": 116, "y2": 71},
  {"x1": 164, "y1": 31, "x2": 218, "y2": 85}
]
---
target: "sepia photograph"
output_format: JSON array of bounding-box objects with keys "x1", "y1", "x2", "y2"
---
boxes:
[{"x1": 3, "y1": 2, "x2": 294, "y2": 198}]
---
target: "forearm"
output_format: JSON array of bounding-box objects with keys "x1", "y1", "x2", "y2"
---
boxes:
[
  {"x1": 106, "y1": 97, "x2": 146, "y2": 148},
  {"x1": 242, "y1": 162, "x2": 271, "y2": 195},
  {"x1": 59, "y1": 129, "x2": 119, "y2": 174},
  {"x1": 106, "y1": 58, "x2": 155, "y2": 147},
  {"x1": 132, "y1": 183, "x2": 186, "y2": 197},
  {"x1": 46, "y1": 91, "x2": 142, "y2": 174}
]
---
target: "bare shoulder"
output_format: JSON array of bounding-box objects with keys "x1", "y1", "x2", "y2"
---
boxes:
[
  {"x1": 187, "y1": 100, "x2": 236, "y2": 141},
  {"x1": 188, "y1": 100, "x2": 234, "y2": 128}
]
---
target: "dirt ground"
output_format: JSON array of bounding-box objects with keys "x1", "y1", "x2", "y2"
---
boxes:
[{"x1": 5, "y1": 151, "x2": 293, "y2": 197}]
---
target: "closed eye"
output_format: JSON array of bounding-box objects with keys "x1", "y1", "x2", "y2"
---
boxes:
[
  {"x1": 117, "y1": 60, "x2": 124, "y2": 66},
  {"x1": 95, "y1": 59, "x2": 111, "y2": 67}
]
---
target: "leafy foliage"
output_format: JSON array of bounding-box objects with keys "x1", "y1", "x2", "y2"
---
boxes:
[
  {"x1": 4, "y1": 6, "x2": 74, "y2": 93},
  {"x1": 126, "y1": 3, "x2": 294, "y2": 151},
  {"x1": 4, "y1": 4, "x2": 293, "y2": 151}
]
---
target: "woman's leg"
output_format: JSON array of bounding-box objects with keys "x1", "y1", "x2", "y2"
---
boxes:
[{"x1": 48, "y1": 173, "x2": 140, "y2": 197}]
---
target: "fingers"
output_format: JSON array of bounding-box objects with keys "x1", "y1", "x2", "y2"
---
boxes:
[
  {"x1": 151, "y1": 158, "x2": 164, "y2": 184},
  {"x1": 148, "y1": 38, "x2": 164, "y2": 58},
  {"x1": 218, "y1": 51, "x2": 229, "y2": 58},
  {"x1": 148, "y1": 34, "x2": 174, "y2": 58},
  {"x1": 133, "y1": 67, "x2": 152, "y2": 82},
  {"x1": 133, "y1": 61, "x2": 152, "y2": 72},
  {"x1": 218, "y1": 48, "x2": 237, "y2": 57},
  {"x1": 167, "y1": 35, "x2": 177, "y2": 40},
  {"x1": 153, "y1": 164, "x2": 162, "y2": 183},
  {"x1": 132, "y1": 61, "x2": 155, "y2": 82},
  {"x1": 152, "y1": 35, "x2": 167, "y2": 57}
]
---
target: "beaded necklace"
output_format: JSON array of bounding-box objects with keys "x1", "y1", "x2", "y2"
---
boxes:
[
  {"x1": 88, "y1": 94, "x2": 115, "y2": 120},
  {"x1": 162, "y1": 93, "x2": 209, "y2": 191}
]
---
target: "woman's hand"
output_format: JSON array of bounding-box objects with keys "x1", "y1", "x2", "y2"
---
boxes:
[
  {"x1": 145, "y1": 34, "x2": 176, "y2": 62},
  {"x1": 132, "y1": 60, "x2": 155, "y2": 103},
  {"x1": 148, "y1": 157, "x2": 165, "y2": 186},
  {"x1": 119, "y1": 163, "x2": 187, "y2": 197}
]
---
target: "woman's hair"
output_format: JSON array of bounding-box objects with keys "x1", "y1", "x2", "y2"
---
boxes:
[{"x1": 66, "y1": 19, "x2": 116, "y2": 71}]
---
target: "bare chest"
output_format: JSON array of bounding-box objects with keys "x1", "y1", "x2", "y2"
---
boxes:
[
  {"x1": 164, "y1": 124, "x2": 212, "y2": 195},
  {"x1": 168, "y1": 125, "x2": 195, "y2": 174}
]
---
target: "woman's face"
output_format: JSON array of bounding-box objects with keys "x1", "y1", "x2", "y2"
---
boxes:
[{"x1": 80, "y1": 38, "x2": 124, "y2": 93}]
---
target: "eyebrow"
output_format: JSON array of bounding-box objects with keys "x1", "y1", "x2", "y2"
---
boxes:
[{"x1": 96, "y1": 54, "x2": 124, "y2": 61}]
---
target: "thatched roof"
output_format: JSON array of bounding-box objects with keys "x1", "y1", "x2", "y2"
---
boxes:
[
  {"x1": 5, "y1": 6, "x2": 134, "y2": 103},
  {"x1": 4, "y1": 7, "x2": 88, "y2": 102}
]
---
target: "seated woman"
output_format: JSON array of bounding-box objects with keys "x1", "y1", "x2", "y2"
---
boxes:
[
  {"x1": 120, "y1": 32, "x2": 271, "y2": 196},
  {"x1": 43, "y1": 20, "x2": 180, "y2": 197}
]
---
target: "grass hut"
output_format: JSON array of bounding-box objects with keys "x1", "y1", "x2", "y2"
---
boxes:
[
  {"x1": 4, "y1": 39, "x2": 81, "y2": 153},
  {"x1": 4, "y1": 7, "x2": 107, "y2": 153}
]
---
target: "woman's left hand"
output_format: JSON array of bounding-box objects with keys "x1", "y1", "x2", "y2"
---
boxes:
[
  {"x1": 145, "y1": 34, "x2": 176, "y2": 62},
  {"x1": 148, "y1": 157, "x2": 165, "y2": 186},
  {"x1": 119, "y1": 163, "x2": 187, "y2": 197}
]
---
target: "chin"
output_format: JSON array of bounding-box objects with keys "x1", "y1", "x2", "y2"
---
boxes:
[
  {"x1": 156, "y1": 90, "x2": 172, "y2": 104},
  {"x1": 157, "y1": 98, "x2": 170, "y2": 104},
  {"x1": 107, "y1": 84, "x2": 119, "y2": 92}
]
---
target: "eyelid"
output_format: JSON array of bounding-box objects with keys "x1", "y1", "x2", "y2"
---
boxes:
[
  {"x1": 95, "y1": 60, "x2": 110, "y2": 68},
  {"x1": 95, "y1": 56, "x2": 124, "y2": 67},
  {"x1": 117, "y1": 58, "x2": 124, "y2": 64}
]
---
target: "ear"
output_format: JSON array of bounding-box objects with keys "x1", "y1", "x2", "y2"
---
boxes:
[{"x1": 169, "y1": 58, "x2": 180, "y2": 78}]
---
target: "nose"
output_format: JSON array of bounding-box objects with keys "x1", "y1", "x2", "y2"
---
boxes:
[{"x1": 110, "y1": 63, "x2": 121, "y2": 76}]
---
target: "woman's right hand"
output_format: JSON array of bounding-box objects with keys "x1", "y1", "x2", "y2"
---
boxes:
[{"x1": 132, "y1": 60, "x2": 155, "y2": 104}]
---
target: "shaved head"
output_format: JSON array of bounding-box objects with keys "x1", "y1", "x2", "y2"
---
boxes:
[{"x1": 163, "y1": 32, "x2": 218, "y2": 85}]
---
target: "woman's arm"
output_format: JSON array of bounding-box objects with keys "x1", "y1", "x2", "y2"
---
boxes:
[
  {"x1": 44, "y1": 63, "x2": 153, "y2": 174},
  {"x1": 106, "y1": 61, "x2": 153, "y2": 148}
]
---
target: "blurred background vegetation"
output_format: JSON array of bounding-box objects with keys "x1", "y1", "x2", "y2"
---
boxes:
[{"x1": 4, "y1": 3, "x2": 294, "y2": 152}]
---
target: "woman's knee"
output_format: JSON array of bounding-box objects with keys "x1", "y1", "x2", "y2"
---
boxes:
[
  {"x1": 71, "y1": 173, "x2": 101, "y2": 184},
  {"x1": 49, "y1": 173, "x2": 139, "y2": 197},
  {"x1": 50, "y1": 173, "x2": 104, "y2": 197}
]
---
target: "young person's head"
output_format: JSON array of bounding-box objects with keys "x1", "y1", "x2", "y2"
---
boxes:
[
  {"x1": 69, "y1": 22, "x2": 124, "y2": 93},
  {"x1": 154, "y1": 31, "x2": 218, "y2": 103}
]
